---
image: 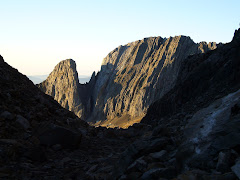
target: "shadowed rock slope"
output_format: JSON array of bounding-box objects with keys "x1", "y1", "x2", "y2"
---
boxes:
[
  {"x1": 39, "y1": 35, "x2": 218, "y2": 128},
  {"x1": 0, "y1": 55, "x2": 88, "y2": 178},
  {"x1": 0, "y1": 56, "x2": 134, "y2": 179}
]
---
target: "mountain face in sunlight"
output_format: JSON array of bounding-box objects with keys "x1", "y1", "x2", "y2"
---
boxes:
[
  {"x1": 38, "y1": 59, "x2": 84, "y2": 118},
  {"x1": 39, "y1": 35, "x2": 218, "y2": 128}
]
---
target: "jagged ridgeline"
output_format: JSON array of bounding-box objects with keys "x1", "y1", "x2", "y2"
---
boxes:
[{"x1": 38, "y1": 35, "x2": 218, "y2": 128}]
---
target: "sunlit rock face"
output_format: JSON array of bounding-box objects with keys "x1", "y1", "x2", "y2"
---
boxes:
[
  {"x1": 39, "y1": 35, "x2": 217, "y2": 128},
  {"x1": 88, "y1": 36, "x2": 217, "y2": 127},
  {"x1": 38, "y1": 59, "x2": 84, "y2": 118}
]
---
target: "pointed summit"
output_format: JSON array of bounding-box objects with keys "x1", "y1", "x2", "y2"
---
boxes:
[
  {"x1": 38, "y1": 59, "x2": 83, "y2": 117},
  {"x1": 57, "y1": 59, "x2": 77, "y2": 71}
]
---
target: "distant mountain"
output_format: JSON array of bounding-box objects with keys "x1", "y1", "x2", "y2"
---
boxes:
[
  {"x1": 28, "y1": 75, "x2": 48, "y2": 84},
  {"x1": 78, "y1": 75, "x2": 91, "y2": 84},
  {"x1": 28, "y1": 74, "x2": 90, "y2": 84}
]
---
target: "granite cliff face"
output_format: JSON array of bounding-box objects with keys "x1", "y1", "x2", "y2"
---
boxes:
[{"x1": 39, "y1": 35, "x2": 217, "y2": 127}]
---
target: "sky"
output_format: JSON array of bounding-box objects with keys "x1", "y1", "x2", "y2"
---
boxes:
[{"x1": 0, "y1": 0, "x2": 239, "y2": 76}]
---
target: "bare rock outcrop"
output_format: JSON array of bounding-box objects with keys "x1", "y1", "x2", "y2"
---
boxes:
[{"x1": 38, "y1": 59, "x2": 84, "y2": 118}]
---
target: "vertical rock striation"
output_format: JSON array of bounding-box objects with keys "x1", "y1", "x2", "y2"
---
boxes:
[{"x1": 89, "y1": 36, "x2": 217, "y2": 127}]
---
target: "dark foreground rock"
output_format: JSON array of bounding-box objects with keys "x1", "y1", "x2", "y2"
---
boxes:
[{"x1": 38, "y1": 124, "x2": 82, "y2": 149}]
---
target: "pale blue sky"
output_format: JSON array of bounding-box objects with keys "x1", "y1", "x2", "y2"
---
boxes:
[{"x1": 0, "y1": 0, "x2": 239, "y2": 76}]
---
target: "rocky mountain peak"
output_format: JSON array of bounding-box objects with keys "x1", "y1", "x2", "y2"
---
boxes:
[{"x1": 38, "y1": 58, "x2": 83, "y2": 117}]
